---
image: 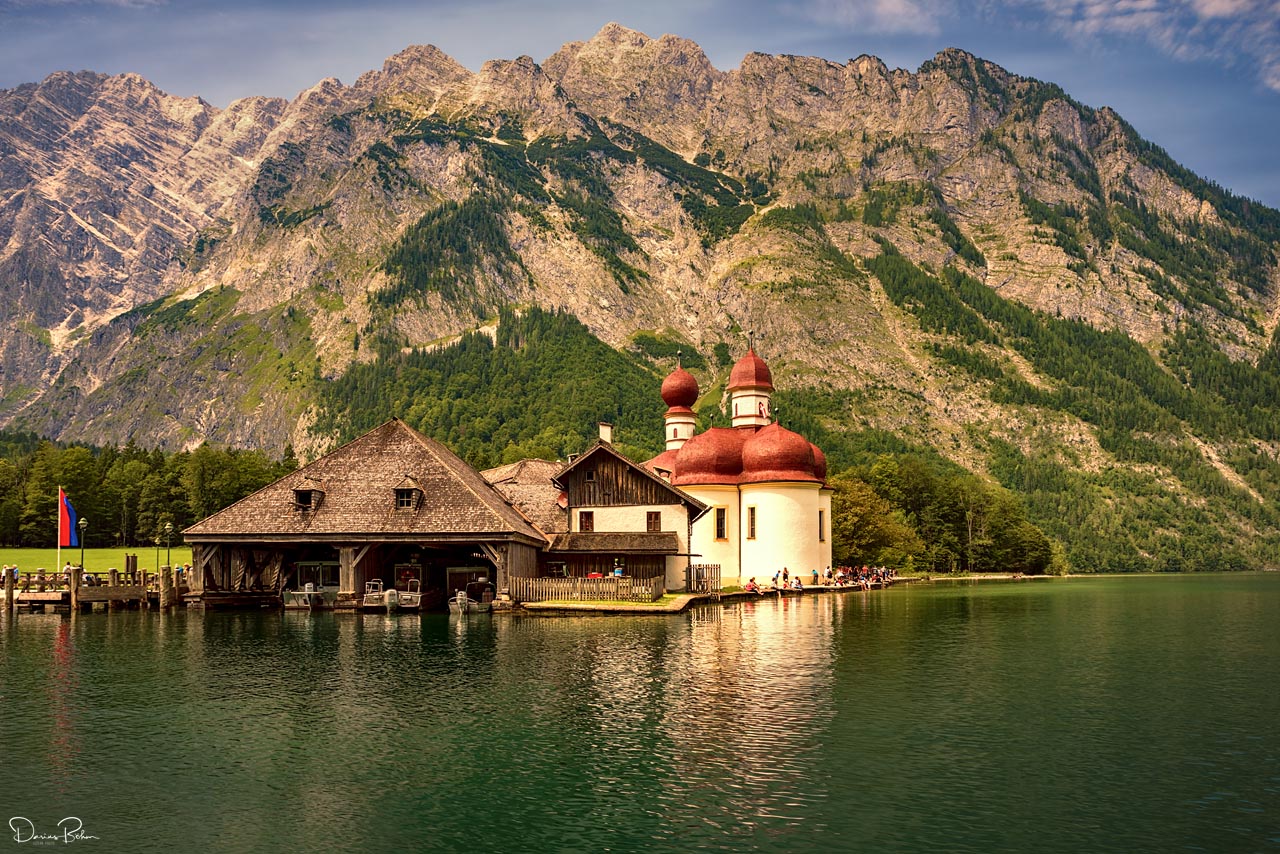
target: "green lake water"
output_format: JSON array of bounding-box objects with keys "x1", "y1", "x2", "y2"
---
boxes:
[{"x1": 1, "y1": 574, "x2": 1278, "y2": 853}]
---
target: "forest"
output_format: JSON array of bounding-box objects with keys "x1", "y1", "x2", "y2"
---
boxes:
[
  {"x1": 0, "y1": 305, "x2": 1062, "y2": 574},
  {"x1": 0, "y1": 431, "x2": 295, "y2": 549}
]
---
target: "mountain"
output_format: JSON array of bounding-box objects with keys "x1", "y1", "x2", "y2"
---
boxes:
[{"x1": 2, "y1": 24, "x2": 1279, "y2": 570}]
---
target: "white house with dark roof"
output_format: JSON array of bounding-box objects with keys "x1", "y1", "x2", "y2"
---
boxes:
[{"x1": 544, "y1": 432, "x2": 708, "y2": 590}]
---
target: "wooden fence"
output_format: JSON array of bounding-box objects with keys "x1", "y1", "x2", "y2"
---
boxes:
[
  {"x1": 509, "y1": 575, "x2": 665, "y2": 603},
  {"x1": 686, "y1": 563, "x2": 721, "y2": 595}
]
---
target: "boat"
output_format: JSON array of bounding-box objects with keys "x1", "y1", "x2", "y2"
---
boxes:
[
  {"x1": 284, "y1": 582, "x2": 327, "y2": 610},
  {"x1": 448, "y1": 579, "x2": 495, "y2": 614},
  {"x1": 361, "y1": 579, "x2": 400, "y2": 613},
  {"x1": 398, "y1": 578, "x2": 425, "y2": 610}
]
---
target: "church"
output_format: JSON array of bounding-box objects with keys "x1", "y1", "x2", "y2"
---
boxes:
[{"x1": 639, "y1": 348, "x2": 833, "y2": 587}]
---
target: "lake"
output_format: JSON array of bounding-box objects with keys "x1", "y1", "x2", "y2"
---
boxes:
[{"x1": 2, "y1": 574, "x2": 1277, "y2": 852}]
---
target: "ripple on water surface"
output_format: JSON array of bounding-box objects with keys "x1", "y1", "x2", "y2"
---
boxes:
[{"x1": 2, "y1": 576, "x2": 1279, "y2": 853}]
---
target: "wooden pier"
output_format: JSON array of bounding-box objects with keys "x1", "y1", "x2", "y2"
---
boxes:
[{"x1": 3, "y1": 567, "x2": 187, "y2": 613}]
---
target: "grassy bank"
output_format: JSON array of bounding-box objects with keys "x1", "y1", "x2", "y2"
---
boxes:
[{"x1": 0, "y1": 547, "x2": 193, "y2": 574}]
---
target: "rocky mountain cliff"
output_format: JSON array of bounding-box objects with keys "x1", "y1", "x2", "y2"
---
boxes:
[{"x1": 3, "y1": 24, "x2": 1279, "y2": 567}]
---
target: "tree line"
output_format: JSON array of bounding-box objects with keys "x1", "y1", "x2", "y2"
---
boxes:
[
  {"x1": 0, "y1": 432, "x2": 295, "y2": 548},
  {"x1": 829, "y1": 454, "x2": 1058, "y2": 575}
]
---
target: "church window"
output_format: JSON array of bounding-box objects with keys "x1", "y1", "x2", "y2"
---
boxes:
[
  {"x1": 818, "y1": 509, "x2": 826, "y2": 542},
  {"x1": 714, "y1": 508, "x2": 727, "y2": 540},
  {"x1": 746, "y1": 506, "x2": 757, "y2": 540}
]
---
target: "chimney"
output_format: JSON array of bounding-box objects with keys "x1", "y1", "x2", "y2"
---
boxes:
[{"x1": 598, "y1": 422, "x2": 614, "y2": 443}]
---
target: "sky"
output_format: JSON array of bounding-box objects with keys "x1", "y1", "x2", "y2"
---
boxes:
[{"x1": 2, "y1": 0, "x2": 1279, "y2": 208}]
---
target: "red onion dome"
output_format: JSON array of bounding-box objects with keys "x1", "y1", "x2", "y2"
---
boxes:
[
  {"x1": 661, "y1": 365, "x2": 699, "y2": 410},
  {"x1": 727, "y1": 348, "x2": 773, "y2": 392},
  {"x1": 810, "y1": 443, "x2": 828, "y2": 482},
  {"x1": 740, "y1": 423, "x2": 820, "y2": 483},
  {"x1": 672, "y1": 427, "x2": 749, "y2": 486}
]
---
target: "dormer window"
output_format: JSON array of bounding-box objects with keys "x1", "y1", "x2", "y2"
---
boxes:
[
  {"x1": 293, "y1": 476, "x2": 324, "y2": 512},
  {"x1": 293, "y1": 488, "x2": 323, "y2": 512},
  {"x1": 394, "y1": 474, "x2": 423, "y2": 511}
]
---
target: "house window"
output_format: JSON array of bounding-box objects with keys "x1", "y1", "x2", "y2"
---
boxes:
[
  {"x1": 395, "y1": 488, "x2": 418, "y2": 509},
  {"x1": 584, "y1": 469, "x2": 596, "y2": 483},
  {"x1": 646, "y1": 511, "x2": 661, "y2": 532},
  {"x1": 818, "y1": 509, "x2": 826, "y2": 542},
  {"x1": 580, "y1": 510, "x2": 594, "y2": 532},
  {"x1": 747, "y1": 506, "x2": 757, "y2": 540},
  {"x1": 714, "y1": 507, "x2": 727, "y2": 540}
]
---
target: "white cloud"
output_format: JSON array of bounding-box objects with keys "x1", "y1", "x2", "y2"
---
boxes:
[
  {"x1": 792, "y1": 0, "x2": 953, "y2": 35},
  {"x1": 0, "y1": 0, "x2": 165, "y2": 10},
  {"x1": 791, "y1": 0, "x2": 1280, "y2": 90},
  {"x1": 1013, "y1": 0, "x2": 1280, "y2": 91}
]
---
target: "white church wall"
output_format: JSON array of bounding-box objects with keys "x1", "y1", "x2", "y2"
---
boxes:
[
  {"x1": 684, "y1": 484, "x2": 740, "y2": 583},
  {"x1": 739, "y1": 482, "x2": 822, "y2": 585}
]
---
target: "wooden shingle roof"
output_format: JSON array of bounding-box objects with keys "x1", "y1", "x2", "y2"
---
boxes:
[
  {"x1": 481, "y1": 458, "x2": 568, "y2": 534},
  {"x1": 185, "y1": 419, "x2": 545, "y2": 543}
]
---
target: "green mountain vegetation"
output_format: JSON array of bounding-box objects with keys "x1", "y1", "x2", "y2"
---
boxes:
[{"x1": 315, "y1": 307, "x2": 666, "y2": 467}]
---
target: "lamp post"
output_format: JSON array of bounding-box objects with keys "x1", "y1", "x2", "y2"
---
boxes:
[
  {"x1": 77, "y1": 517, "x2": 88, "y2": 578},
  {"x1": 164, "y1": 522, "x2": 173, "y2": 570}
]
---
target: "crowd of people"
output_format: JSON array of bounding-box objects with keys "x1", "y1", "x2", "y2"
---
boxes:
[{"x1": 741, "y1": 564, "x2": 898, "y2": 595}]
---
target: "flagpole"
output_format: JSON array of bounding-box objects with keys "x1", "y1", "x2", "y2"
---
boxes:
[{"x1": 56, "y1": 484, "x2": 62, "y2": 572}]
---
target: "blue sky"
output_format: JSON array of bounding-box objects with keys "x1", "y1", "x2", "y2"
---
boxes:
[{"x1": 2, "y1": 0, "x2": 1279, "y2": 207}]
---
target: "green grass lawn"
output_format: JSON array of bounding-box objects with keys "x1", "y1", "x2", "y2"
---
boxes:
[{"x1": 0, "y1": 546, "x2": 193, "y2": 574}]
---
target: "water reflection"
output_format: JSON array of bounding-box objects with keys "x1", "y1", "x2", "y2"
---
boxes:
[{"x1": 2, "y1": 577, "x2": 1279, "y2": 853}]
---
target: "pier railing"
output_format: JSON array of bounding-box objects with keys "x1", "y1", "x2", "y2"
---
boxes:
[
  {"x1": 510, "y1": 575, "x2": 664, "y2": 603},
  {"x1": 6, "y1": 567, "x2": 188, "y2": 612}
]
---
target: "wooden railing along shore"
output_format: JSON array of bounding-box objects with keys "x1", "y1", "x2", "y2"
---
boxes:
[{"x1": 510, "y1": 575, "x2": 665, "y2": 603}]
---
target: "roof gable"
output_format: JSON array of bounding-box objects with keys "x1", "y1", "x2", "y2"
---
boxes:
[
  {"x1": 555, "y1": 441, "x2": 708, "y2": 516},
  {"x1": 185, "y1": 419, "x2": 544, "y2": 541}
]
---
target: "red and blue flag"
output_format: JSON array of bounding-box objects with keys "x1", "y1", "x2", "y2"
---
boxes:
[{"x1": 59, "y1": 488, "x2": 78, "y2": 548}]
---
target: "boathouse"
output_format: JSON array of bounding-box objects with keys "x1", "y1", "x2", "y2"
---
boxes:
[{"x1": 182, "y1": 419, "x2": 545, "y2": 608}]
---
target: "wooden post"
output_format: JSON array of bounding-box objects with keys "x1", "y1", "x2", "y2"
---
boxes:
[
  {"x1": 159, "y1": 566, "x2": 175, "y2": 609},
  {"x1": 3, "y1": 565, "x2": 12, "y2": 612},
  {"x1": 70, "y1": 563, "x2": 81, "y2": 612}
]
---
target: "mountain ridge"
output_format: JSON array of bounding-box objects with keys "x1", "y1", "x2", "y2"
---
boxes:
[{"x1": 2, "y1": 23, "x2": 1279, "y2": 569}]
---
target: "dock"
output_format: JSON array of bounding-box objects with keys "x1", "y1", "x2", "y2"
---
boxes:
[{"x1": 4, "y1": 569, "x2": 186, "y2": 613}]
